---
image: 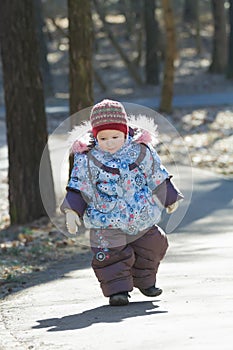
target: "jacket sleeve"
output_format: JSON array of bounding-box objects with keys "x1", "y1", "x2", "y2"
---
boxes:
[
  {"x1": 60, "y1": 152, "x2": 89, "y2": 217},
  {"x1": 60, "y1": 189, "x2": 87, "y2": 217},
  {"x1": 152, "y1": 176, "x2": 184, "y2": 207}
]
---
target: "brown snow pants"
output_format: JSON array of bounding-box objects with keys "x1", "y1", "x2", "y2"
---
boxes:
[{"x1": 91, "y1": 225, "x2": 168, "y2": 297}]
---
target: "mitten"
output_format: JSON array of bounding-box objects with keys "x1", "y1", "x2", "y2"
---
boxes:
[
  {"x1": 166, "y1": 202, "x2": 179, "y2": 214},
  {"x1": 64, "y1": 209, "x2": 81, "y2": 234}
]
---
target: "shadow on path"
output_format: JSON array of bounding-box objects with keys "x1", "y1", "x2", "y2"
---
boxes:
[
  {"x1": 180, "y1": 177, "x2": 232, "y2": 229},
  {"x1": 161, "y1": 176, "x2": 233, "y2": 232},
  {"x1": 32, "y1": 301, "x2": 167, "y2": 331},
  {"x1": 0, "y1": 250, "x2": 92, "y2": 300}
]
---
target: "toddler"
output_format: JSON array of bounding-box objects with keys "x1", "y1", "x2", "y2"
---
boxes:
[{"x1": 61, "y1": 99, "x2": 183, "y2": 306}]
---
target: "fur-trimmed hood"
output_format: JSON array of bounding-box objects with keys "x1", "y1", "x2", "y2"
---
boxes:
[{"x1": 67, "y1": 115, "x2": 159, "y2": 154}]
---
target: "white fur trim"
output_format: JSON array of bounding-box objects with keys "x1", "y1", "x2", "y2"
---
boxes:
[
  {"x1": 128, "y1": 114, "x2": 159, "y2": 145},
  {"x1": 67, "y1": 121, "x2": 92, "y2": 153}
]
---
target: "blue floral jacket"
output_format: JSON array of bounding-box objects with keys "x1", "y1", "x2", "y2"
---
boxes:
[{"x1": 61, "y1": 137, "x2": 183, "y2": 235}]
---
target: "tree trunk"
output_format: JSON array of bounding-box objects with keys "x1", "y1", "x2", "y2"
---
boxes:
[
  {"x1": 68, "y1": 0, "x2": 94, "y2": 118},
  {"x1": 120, "y1": 0, "x2": 143, "y2": 67},
  {"x1": 194, "y1": 0, "x2": 202, "y2": 55},
  {"x1": 183, "y1": 0, "x2": 198, "y2": 23},
  {"x1": 159, "y1": 0, "x2": 176, "y2": 113},
  {"x1": 68, "y1": 0, "x2": 94, "y2": 174},
  {"x1": 144, "y1": 0, "x2": 160, "y2": 85},
  {"x1": 209, "y1": 0, "x2": 227, "y2": 74},
  {"x1": 226, "y1": 0, "x2": 233, "y2": 79},
  {"x1": 0, "y1": 0, "x2": 55, "y2": 225},
  {"x1": 33, "y1": 0, "x2": 54, "y2": 97},
  {"x1": 121, "y1": 0, "x2": 135, "y2": 40}
]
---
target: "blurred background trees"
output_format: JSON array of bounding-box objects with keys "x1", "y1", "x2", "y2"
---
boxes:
[
  {"x1": 38, "y1": 0, "x2": 232, "y2": 111},
  {"x1": 68, "y1": 0, "x2": 94, "y2": 116},
  {"x1": 0, "y1": 0, "x2": 232, "y2": 226},
  {"x1": 208, "y1": 0, "x2": 227, "y2": 74},
  {"x1": 227, "y1": 0, "x2": 233, "y2": 78},
  {"x1": 159, "y1": 0, "x2": 176, "y2": 113},
  {"x1": 144, "y1": 0, "x2": 161, "y2": 85}
]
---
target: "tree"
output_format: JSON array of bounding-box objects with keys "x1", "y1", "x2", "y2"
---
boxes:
[
  {"x1": 194, "y1": 1, "x2": 202, "y2": 55},
  {"x1": 159, "y1": 0, "x2": 176, "y2": 113},
  {"x1": 209, "y1": 0, "x2": 227, "y2": 74},
  {"x1": 183, "y1": 0, "x2": 198, "y2": 24},
  {"x1": 68, "y1": 0, "x2": 94, "y2": 174},
  {"x1": 144, "y1": 0, "x2": 160, "y2": 85},
  {"x1": 68, "y1": 0, "x2": 94, "y2": 118},
  {"x1": 183, "y1": 0, "x2": 202, "y2": 55},
  {"x1": 0, "y1": 0, "x2": 55, "y2": 224},
  {"x1": 33, "y1": 0, "x2": 54, "y2": 97},
  {"x1": 226, "y1": 0, "x2": 233, "y2": 79},
  {"x1": 119, "y1": 0, "x2": 144, "y2": 67},
  {"x1": 93, "y1": 0, "x2": 143, "y2": 85}
]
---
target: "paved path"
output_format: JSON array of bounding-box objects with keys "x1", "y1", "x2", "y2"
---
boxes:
[
  {"x1": 132, "y1": 91, "x2": 233, "y2": 109},
  {"x1": 0, "y1": 166, "x2": 232, "y2": 350},
  {"x1": 44, "y1": 90, "x2": 233, "y2": 110},
  {"x1": 0, "y1": 90, "x2": 233, "y2": 119}
]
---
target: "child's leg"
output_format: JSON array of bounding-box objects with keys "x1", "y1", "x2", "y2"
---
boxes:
[
  {"x1": 130, "y1": 226, "x2": 168, "y2": 290},
  {"x1": 91, "y1": 230, "x2": 135, "y2": 297}
]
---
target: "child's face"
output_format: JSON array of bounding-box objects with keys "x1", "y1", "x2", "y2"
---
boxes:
[{"x1": 97, "y1": 129, "x2": 126, "y2": 154}]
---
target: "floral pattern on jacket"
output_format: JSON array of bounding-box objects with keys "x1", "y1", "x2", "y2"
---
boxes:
[{"x1": 67, "y1": 138, "x2": 169, "y2": 235}]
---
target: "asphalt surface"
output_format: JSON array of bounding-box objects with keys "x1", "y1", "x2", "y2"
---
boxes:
[{"x1": 0, "y1": 90, "x2": 233, "y2": 119}]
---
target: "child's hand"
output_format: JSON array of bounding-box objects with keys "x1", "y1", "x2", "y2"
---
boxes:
[
  {"x1": 65, "y1": 209, "x2": 81, "y2": 234},
  {"x1": 166, "y1": 202, "x2": 179, "y2": 214}
]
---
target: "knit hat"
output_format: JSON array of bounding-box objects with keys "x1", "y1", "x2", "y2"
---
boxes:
[{"x1": 90, "y1": 99, "x2": 128, "y2": 138}]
